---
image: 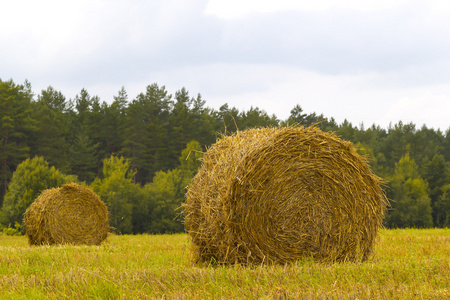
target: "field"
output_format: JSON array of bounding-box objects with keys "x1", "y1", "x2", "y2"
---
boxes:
[{"x1": 0, "y1": 229, "x2": 449, "y2": 299}]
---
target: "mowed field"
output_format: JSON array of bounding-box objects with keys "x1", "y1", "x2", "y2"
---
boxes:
[{"x1": 0, "y1": 229, "x2": 448, "y2": 299}]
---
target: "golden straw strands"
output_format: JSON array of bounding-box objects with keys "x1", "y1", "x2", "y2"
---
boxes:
[
  {"x1": 183, "y1": 126, "x2": 388, "y2": 265},
  {"x1": 24, "y1": 183, "x2": 110, "y2": 246}
]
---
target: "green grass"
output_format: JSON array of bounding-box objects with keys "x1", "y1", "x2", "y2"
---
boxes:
[{"x1": 0, "y1": 229, "x2": 449, "y2": 299}]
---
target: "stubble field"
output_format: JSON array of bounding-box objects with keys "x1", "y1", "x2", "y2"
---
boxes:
[{"x1": 0, "y1": 229, "x2": 449, "y2": 299}]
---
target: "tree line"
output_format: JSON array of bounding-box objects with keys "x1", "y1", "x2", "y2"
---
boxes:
[{"x1": 1, "y1": 78, "x2": 449, "y2": 234}]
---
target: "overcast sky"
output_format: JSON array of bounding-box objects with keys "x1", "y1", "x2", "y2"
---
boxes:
[{"x1": 2, "y1": 0, "x2": 450, "y2": 130}]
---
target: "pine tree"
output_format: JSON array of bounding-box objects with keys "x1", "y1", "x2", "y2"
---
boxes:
[
  {"x1": 32, "y1": 86, "x2": 73, "y2": 173},
  {"x1": 69, "y1": 133, "x2": 99, "y2": 183},
  {"x1": 240, "y1": 106, "x2": 279, "y2": 129},
  {"x1": 122, "y1": 83, "x2": 172, "y2": 184},
  {"x1": 170, "y1": 91, "x2": 215, "y2": 151},
  {"x1": 413, "y1": 125, "x2": 445, "y2": 169},
  {"x1": 286, "y1": 104, "x2": 307, "y2": 125},
  {"x1": 382, "y1": 122, "x2": 416, "y2": 169},
  {"x1": 86, "y1": 96, "x2": 104, "y2": 175},
  {"x1": 444, "y1": 128, "x2": 450, "y2": 162},
  {"x1": 102, "y1": 87, "x2": 128, "y2": 154},
  {"x1": 169, "y1": 87, "x2": 193, "y2": 165},
  {"x1": 0, "y1": 79, "x2": 36, "y2": 202},
  {"x1": 215, "y1": 103, "x2": 241, "y2": 134}
]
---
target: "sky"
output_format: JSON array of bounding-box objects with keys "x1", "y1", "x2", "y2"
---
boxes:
[{"x1": 1, "y1": 0, "x2": 450, "y2": 130}]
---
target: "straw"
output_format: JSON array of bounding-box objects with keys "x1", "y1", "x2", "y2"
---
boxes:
[
  {"x1": 183, "y1": 126, "x2": 388, "y2": 264},
  {"x1": 24, "y1": 183, "x2": 110, "y2": 245}
]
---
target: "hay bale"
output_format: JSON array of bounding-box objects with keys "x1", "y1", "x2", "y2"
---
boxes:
[
  {"x1": 24, "y1": 183, "x2": 110, "y2": 245},
  {"x1": 183, "y1": 126, "x2": 388, "y2": 264}
]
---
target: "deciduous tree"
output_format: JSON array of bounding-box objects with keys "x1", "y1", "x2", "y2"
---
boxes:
[
  {"x1": 435, "y1": 184, "x2": 450, "y2": 227},
  {"x1": 0, "y1": 156, "x2": 76, "y2": 229},
  {"x1": 385, "y1": 153, "x2": 433, "y2": 228},
  {"x1": 145, "y1": 168, "x2": 185, "y2": 233},
  {"x1": 90, "y1": 155, "x2": 146, "y2": 234}
]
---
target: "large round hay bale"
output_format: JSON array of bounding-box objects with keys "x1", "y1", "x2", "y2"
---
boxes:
[
  {"x1": 24, "y1": 183, "x2": 110, "y2": 245},
  {"x1": 183, "y1": 126, "x2": 388, "y2": 264}
]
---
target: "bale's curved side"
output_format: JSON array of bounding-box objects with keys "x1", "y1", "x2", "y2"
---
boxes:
[
  {"x1": 24, "y1": 183, "x2": 109, "y2": 245},
  {"x1": 184, "y1": 126, "x2": 388, "y2": 264},
  {"x1": 24, "y1": 189, "x2": 55, "y2": 245}
]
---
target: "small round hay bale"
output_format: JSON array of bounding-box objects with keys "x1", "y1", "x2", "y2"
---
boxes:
[
  {"x1": 24, "y1": 183, "x2": 110, "y2": 245},
  {"x1": 183, "y1": 126, "x2": 388, "y2": 264}
]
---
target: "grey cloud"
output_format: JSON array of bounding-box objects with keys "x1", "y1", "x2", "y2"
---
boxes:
[
  {"x1": 4, "y1": 0, "x2": 450, "y2": 107},
  {"x1": 64, "y1": 3, "x2": 450, "y2": 86}
]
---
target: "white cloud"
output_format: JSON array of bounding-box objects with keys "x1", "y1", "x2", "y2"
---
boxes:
[
  {"x1": 204, "y1": 0, "x2": 409, "y2": 19},
  {"x1": 129, "y1": 62, "x2": 449, "y2": 130},
  {"x1": 383, "y1": 92, "x2": 450, "y2": 130},
  {"x1": 1, "y1": 1, "x2": 99, "y2": 65}
]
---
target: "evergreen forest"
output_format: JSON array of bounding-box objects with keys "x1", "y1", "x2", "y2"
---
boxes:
[{"x1": 1, "y1": 78, "x2": 450, "y2": 234}]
